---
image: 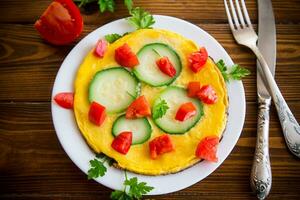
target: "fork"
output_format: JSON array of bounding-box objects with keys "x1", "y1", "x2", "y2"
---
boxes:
[{"x1": 223, "y1": 1, "x2": 300, "y2": 157}]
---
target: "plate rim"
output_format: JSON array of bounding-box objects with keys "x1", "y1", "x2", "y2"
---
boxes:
[{"x1": 51, "y1": 15, "x2": 246, "y2": 195}]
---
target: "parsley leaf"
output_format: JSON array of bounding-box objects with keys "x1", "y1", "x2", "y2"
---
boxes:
[
  {"x1": 105, "y1": 33, "x2": 122, "y2": 43},
  {"x1": 124, "y1": 0, "x2": 133, "y2": 11},
  {"x1": 98, "y1": 0, "x2": 115, "y2": 13},
  {"x1": 153, "y1": 99, "x2": 169, "y2": 120},
  {"x1": 110, "y1": 171, "x2": 154, "y2": 200},
  {"x1": 216, "y1": 59, "x2": 250, "y2": 82},
  {"x1": 229, "y1": 64, "x2": 251, "y2": 80},
  {"x1": 87, "y1": 158, "x2": 107, "y2": 179},
  {"x1": 216, "y1": 59, "x2": 229, "y2": 81},
  {"x1": 110, "y1": 190, "x2": 132, "y2": 200},
  {"x1": 125, "y1": 177, "x2": 154, "y2": 199},
  {"x1": 127, "y1": 7, "x2": 155, "y2": 30}
]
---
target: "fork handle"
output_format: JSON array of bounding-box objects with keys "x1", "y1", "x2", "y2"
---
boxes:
[
  {"x1": 251, "y1": 46, "x2": 300, "y2": 158},
  {"x1": 250, "y1": 96, "x2": 272, "y2": 200}
]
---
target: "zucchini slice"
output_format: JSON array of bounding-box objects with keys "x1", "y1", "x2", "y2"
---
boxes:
[
  {"x1": 133, "y1": 43, "x2": 182, "y2": 87},
  {"x1": 89, "y1": 67, "x2": 140, "y2": 113},
  {"x1": 112, "y1": 115, "x2": 152, "y2": 145},
  {"x1": 152, "y1": 86, "x2": 204, "y2": 134}
]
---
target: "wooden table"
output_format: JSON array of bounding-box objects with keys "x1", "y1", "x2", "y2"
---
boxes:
[{"x1": 1, "y1": 0, "x2": 300, "y2": 199}]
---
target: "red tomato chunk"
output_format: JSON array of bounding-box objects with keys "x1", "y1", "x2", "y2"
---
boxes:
[
  {"x1": 156, "y1": 57, "x2": 176, "y2": 77},
  {"x1": 149, "y1": 134, "x2": 174, "y2": 159},
  {"x1": 54, "y1": 92, "x2": 74, "y2": 109},
  {"x1": 88, "y1": 102, "x2": 106, "y2": 126},
  {"x1": 34, "y1": 0, "x2": 83, "y2": 45},
  {"x1": 195, "y1": 136, "x2": 219, "y2": 162},
  {"x1": 115, "y1": 43, "x2": 139, "y2": 68},
  {"x1": 197, "y1": 85, "x2": 218, "y2": 104},
  {"x1": 175, "y1": 102, "x2": 197, "y2": 121},
  {"x1": 188, "y1": 47, "x2": 208, "y2": 73},
  {"x1": 111, "y1": 131, "x2": 132, "y2": 155},
  {"x1": 126, "y1": 96, "x2": 151, "y2": 119}
]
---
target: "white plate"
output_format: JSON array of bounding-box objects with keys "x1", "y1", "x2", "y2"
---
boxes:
[{"x1": 51, "y1": 15, "x2": 245, "y2": 195}]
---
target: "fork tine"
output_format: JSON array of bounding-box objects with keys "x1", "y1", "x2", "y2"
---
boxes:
[
  {"x1": 235, "y1": 0, "x2": 246, "y2": 27},
  {"x1": 240, "y1": 0, "x2": 252, "y2": 27},
  {"x1": 224, "y1": 0, "x2": 235, "y2": 31},
  {"x1": 229, "y1": 0, "x2": 241, "y2": 29}
]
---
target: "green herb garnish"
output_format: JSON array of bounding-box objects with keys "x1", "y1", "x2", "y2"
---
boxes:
[
  {"x1": 105, "y1": 33, "x2": 122, "y2": 43},
  {"x1": 110, "y1": 171, "x2": 154, "y2": 200},
  {"x1": 216, "y1": 59, "x2": 250, "y2": 82},
  {"x1": 124, "y1": 0, "x2": 133, "y2": 11},
  {"x1": 87, "y1": 154, "x2": 113, "y2": 179},
  {"x1": 127, "y1": 7, "x2": 155, "y2": 30},
  {"x1": 153, "y1": 99, "x2": 169, "y2": 120},
  {"x1": 75, "y1": 0, "x2": 132, "y2": 13},
  {"x1": 98, "y1": 0, "x2": 115, "y2": 13}
]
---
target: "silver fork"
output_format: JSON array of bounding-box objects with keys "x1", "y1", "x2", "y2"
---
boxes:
[{"x1": 223, "y1": 0, "x2": 300, "y2": 158}]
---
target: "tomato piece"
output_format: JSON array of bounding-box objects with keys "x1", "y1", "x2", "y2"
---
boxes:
[
  {"x1": 111, "y1": 131, "x2": 132, "y2": 154},
  {"x1": 195, "y1": 136, "x2": 219, "y2": 162},
  {"x1": 175, "y1": 102, "x2": 197, "y2": 121},
  {"x1": 94, "y1": 39, "x2": 108, "y2": 58},
  {"x1": 88, "y1": 102, "x2": 106, "y2": 126},
  {"x1": 197, "y1": 85, "x2": 218, "y2": 104},
  {"x1": 149, "y1": 134, "x2": 174, "y2": 159},
  {"x1": 188, "y1": 47, "x2": 208, "y2": 73},
  {"x1": 156, "y1": 57, "x2": 176, "y2": 77},
  {"x1": 54, "y1": 92, "x2": 74, "y2": 109},
  {"x1": 34, "y1": 0, "x2": 83, "y2": 45},
  {"x1": 126, "y1": 96, "x2": 151, "y2": 119},
  {"x1": 187, "y1": 81, "x2": 201, "y2": 98},
  {"x1": 115, "y1": 43, "x2": 139, "y2": 68}
]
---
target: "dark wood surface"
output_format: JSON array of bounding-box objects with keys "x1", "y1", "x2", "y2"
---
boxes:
[{"x1": 1, "y1": 0, "x2": 300, "y2": 199}]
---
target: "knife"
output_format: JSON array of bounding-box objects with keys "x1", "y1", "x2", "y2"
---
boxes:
[{"x1": 250, "y1": 0, "x2": 276, "y2": 199}]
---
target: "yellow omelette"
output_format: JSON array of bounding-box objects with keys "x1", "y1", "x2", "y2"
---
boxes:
[{"x1": 74, "y1": 29, "x2": 228, "y2": 175}]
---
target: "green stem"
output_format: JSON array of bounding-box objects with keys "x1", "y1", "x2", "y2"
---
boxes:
[
  {"x1": 152, "y1": 49, "x2": 162, "y2": 57},
  {"x1": 126, "y1": 91, "x2": 136, "y2": 100},
  {"x1": 123, "y1": 170, "x2": 128, "y2": 192}
]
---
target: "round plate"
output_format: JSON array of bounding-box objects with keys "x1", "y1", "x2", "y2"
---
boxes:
[{"x1": 51, "y1": 15, "x2": 245, "y2": 195}]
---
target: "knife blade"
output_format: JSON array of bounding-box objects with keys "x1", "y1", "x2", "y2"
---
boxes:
[
  {"x1": 257, "y1": 0, "x2": 276, "y2": 93},
  {"x1": 250, "y1": 0, "x2": 276, "y2": 199}
]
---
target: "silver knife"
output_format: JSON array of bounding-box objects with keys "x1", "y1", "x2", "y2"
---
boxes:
[{"x1": 250, "y1": 0, "x2": 276, "y2": 199}]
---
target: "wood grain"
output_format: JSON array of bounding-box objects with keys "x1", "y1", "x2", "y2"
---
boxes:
[
  {"x1": 1, "y1": 0, "x2": 300, "y2": 199},
  {"x1": 0, "y1": 0, "x2": 300, "y2": 24}
]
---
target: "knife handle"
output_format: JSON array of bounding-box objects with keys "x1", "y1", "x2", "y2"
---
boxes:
[
  {"x1": 250, "y1": 97, "x2": 272, "y2": 200},
  {"x1": 251, "y1": 46, "x2": 300, "y2": 158}
]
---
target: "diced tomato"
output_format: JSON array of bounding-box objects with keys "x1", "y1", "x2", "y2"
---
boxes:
[
  {"x1": 188, "y1": 47, "x2": 208, "y2": 73},
  {"x1": 126, "y1": 96, "x2": 151, "y2": 119},
  {"x1": 88, "y1": 102, "x2": 106, "y2": 126},
  {"x1": 175, "y1": 102, "x2": 197, "y2": 121},
  {"x1": 149, "y1": 134, "x2": 174, "y2": 159},
  {"x1": 94, "y1": 39, "x2": 108, "y2": 58},
  {"x1": 156, "y1": 57, "x2": 176, "y2": 77},
  {"x1": 54, "y1": 92, "x2": 74, "y2": 109},
  {"x1": 187, "y1": 81, "x2": 201, "y2": 98},
  {"x1": 111, "y1": 131, "x2": 132, "y2": 154},
  {"x1": 197, "y1": 85, "x2": 218, "y2": 104},
  {"x1": 34, "y1": 0, "x2": 83, "y2": 45},
  {"x1": 195, "y1": 136, "x2": 219, "y2": 162},
  {"x1": 115, "y1": 43, "x2": 139, "y2": 68}
]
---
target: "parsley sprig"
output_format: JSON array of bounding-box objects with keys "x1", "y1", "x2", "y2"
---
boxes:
[
  {"x1": 127, "y1": 7, "x2": 155, "y2": 30},
  {"x1": 87, "y1": 153, "x2": 114, "y2": 179},
  {"x1": 152, "y1": 99, "x2": 169, "y2": 120},
  {"x1": 74, "y1": 0, "x2": 132, "y2": 13},
  {"x1": 216, "y1": 59, "x2": 250, "y2": 82},
  {"x1": 104, "y1": 7, "x2": 155, "y2": 44},
  {"x1": 110, "y1": 171, "x2": 154, "y2": 200}
]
